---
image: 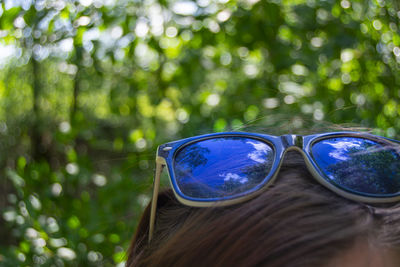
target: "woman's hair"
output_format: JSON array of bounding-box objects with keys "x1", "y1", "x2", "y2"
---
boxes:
[{"x1": 127, "y1": 152, "x2": 400, "y2": 267}]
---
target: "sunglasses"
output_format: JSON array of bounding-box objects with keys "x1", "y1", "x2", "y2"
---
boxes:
[{"x1": 148, "y1": 131, "x2": 400, "y2": 240}]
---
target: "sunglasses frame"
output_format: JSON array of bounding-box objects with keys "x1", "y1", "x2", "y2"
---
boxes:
[{"x1": 148, "y1": 131, "x2": 400, "y2": 240}]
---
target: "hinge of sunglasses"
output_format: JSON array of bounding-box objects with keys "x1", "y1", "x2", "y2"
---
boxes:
[
  {"x1": 156, "y1": 156, "x2": 167, "y2": 165},
  {"x1": 163, "y1": 146, "x2": 172, "y2": 151}
]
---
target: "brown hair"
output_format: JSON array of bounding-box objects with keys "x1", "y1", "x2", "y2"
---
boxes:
[{"x1": 127, "y1": 152, "x2": 400, "y2": 267}]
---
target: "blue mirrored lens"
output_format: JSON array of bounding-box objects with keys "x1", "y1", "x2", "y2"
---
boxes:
[
  {"x1": 312, "y1": 137, "x2": 400, "y2": 195},
  {"x1": 173, "y1": 137, "x2": 274, "y2": 199}
]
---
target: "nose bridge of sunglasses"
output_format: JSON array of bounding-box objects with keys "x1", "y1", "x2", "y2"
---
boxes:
[{"x1": 281, "y1": 134, "x2": 303, "y2": 148}]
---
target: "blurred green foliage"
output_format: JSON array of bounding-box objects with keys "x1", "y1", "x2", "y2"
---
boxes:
[{"x1": 1, "y1": 0, "x2": 400, "y2": 265}]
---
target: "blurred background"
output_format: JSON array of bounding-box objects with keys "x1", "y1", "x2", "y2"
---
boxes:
[{"x1": 1, "y1": 0, "x2": 400, "y2": 265}]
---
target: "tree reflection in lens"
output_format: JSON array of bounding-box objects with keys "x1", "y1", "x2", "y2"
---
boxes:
[
  {"x1": 173, "y1": 137, "x2": 275, "y2": 199},
  {"x1": 312, "y1": 137, "x2": 400, "y2": 195}
]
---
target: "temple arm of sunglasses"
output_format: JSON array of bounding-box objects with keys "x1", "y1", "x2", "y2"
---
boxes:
[{"x1": 148, "y1": 158, "x2": 165, "y2": 242}]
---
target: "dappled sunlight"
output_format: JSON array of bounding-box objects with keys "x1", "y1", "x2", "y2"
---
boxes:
[{"x1": 1, "y1": 0, "x2": 400, "y2": 265}]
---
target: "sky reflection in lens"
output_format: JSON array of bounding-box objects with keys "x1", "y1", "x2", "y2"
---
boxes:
[
  {"x1": 173, "y1": 137, "x2": 274, "y2": 199},
  {"x1": 312, "y1": 137, "x2": 400, "y2": 195}
]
